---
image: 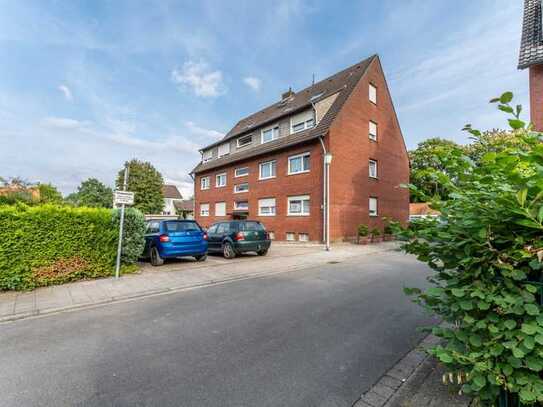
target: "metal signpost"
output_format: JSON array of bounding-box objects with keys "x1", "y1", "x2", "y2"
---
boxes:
[{"x1": 114, "y1": 166, "x2": 134, "y2": 279}]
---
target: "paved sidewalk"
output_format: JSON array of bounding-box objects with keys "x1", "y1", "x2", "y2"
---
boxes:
[
  {"x1": 0, "y1": 242, "x2": 398, "y2": 323},
  {"x1": 354, "y1": 334, "x2": 471, "y2": 407}
]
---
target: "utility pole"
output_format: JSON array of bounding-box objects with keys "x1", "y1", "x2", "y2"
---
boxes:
[{"x1": 115, "y1": 165, "x2": 129, "y2": 279}]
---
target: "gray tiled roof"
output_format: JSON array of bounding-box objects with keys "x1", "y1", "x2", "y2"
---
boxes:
[
  {"x1": 162, "y1": 184, "x2": 183, "y2": 199},
  {"x1": 519, "y1": 0, "x2": 543, "y2": 69},
  {"x1": 192, "y1": 55, "x2": 376, "y2": 174}
]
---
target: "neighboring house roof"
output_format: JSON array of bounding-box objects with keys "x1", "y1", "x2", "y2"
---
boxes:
[
  {"x1": 192, "y1": 54, "x2": 376, "y2": 174},
  {"x1": 174, "y1": 199, "x2": 194, "y2": 212},
  {"x1": 519, "y1": 0, "x2": 543, "y2": 69},
  {"x1": 162, "y1": 184, "x2": 183, "y2": 199},
  {"x1": 409, "y1": 203, "x2": 440, "y2": 216}
]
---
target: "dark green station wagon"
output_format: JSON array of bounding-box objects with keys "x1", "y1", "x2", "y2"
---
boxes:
[{"x1": 206, "y1": 220, "x2": 271, "y2": 259}]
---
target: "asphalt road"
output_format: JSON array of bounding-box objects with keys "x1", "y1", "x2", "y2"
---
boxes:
[{"x1": 0, "y1": 251, "x2": 435, "y2": 407}]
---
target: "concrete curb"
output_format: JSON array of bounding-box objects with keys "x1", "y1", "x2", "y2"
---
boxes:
[
  {"x1": 353, "y1": 334, "x2": 472, "y2": 407},
  {"x1": 1, "y1": 245, "x2": 398, "y2": 324}
]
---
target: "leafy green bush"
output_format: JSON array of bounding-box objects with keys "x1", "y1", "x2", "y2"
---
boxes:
[
  {"x1": 0, "y1": 204, "x2": 144, "y2": 291},
  {"x1": 370, "y1": 227, "x2": 381, "y2": 237},
  {"x1": 357, "y1": 224, "x2": 369, "y2": 237},
  {"x1": 395, "y1": 93, "x2": 543, "y2": 405},
  {"x1": 112, "y1": 207, "x2": 146, "y2": 263}
]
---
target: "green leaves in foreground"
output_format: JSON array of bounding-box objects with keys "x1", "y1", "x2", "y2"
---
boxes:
[{"x1": 395, "y1": 92, "x2": 543, "y2": 405}]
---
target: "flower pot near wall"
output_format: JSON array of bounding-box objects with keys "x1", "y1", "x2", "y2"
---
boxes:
[
  {"x1": 384, "y1": 234, "x2": 395, "y2": 241},
  {"x1": 358, "y1": 236, "x2": 369, "y2": 245},
  {"x1": 371, "y1": 236, "x2": 382, "y2": 243}
]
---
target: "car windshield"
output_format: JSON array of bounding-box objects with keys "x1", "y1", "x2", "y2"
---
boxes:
[
  {"x1": 164, "y1": 221, "x2": 201, "y2": 232},
  {"x1": 239, "y1": 222, "x2": 265, "y2": 231}
]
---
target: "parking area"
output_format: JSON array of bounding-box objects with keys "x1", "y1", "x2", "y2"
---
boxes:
[{"x1": 139, "y1": 243, "x2": 328, "y2": 272}]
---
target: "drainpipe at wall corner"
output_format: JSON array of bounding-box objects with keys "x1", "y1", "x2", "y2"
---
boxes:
[{"x1": 318, "y1": 136, "x2": 332, "y2": 252}]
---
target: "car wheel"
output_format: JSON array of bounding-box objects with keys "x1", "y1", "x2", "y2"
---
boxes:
[
  {"x1": 223, "y1": 242, "x2": 236, "y2": 259},
  {"x1": 257, "y1": 249, "x2": 268, "y2": 256},
  {"x1": 195, "y1": 254, "x2": 207, "y2": 262},
  {"x1": 150, "y1": 247, "x2": 164, "y2": 266}
]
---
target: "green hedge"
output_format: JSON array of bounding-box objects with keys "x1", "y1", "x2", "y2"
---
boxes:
[{"x1": 0, "y1": 204, "x2": 145, "y2": 291}]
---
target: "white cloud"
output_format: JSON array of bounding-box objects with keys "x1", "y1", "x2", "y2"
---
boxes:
[
  {"x1": 185, "y1": 121, "x2": 224, "y2": 140},
  {"x1": 243, "y1": 76, "x2": 261, "y2": 91},
  {"x1": 171, "y1": 60, "x2": 225, "y2": 97},
  {"x1": 42, "y1": 116, "x2": 87, "y2": 130},
  {"x1": 58, "y1": 84, "x2": 73, "y2": 101}
]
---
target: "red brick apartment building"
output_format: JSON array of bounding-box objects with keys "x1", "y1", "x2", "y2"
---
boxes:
[
  {"x1": 519, "y1": 0, "x2": 543, "y2": 131},
  {"x1": 192, "y1": 54, "x2": 409, "y2": 243}
]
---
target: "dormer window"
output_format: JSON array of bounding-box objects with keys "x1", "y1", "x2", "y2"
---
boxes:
[
  {"x1": 202, "y1": 150, "x2": 213, "y2": 162},
  {"x1": 290, "y1": 110, "x2": 315, "y2": 134},
  {"x1": 237, "y1": 134, "x2": 252, "y2": 148},
  {"x1": 218, "y1": 143, "x2": 230, "y2": 158},
  {"x1": 261, "y1": 125, "x2": 279, "y2": 144}
]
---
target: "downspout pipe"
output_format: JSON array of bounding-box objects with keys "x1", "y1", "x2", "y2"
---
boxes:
[{"x1": 318, "y1": 136, "x2": 331, "y2": 251}]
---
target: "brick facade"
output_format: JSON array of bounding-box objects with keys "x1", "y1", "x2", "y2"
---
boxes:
[
  {"x1": 529, "y1": 65, "x2": 543, "y2": 131},
  {"x1": 194, "y1": 56, "x2": 409, "y2": 242}
]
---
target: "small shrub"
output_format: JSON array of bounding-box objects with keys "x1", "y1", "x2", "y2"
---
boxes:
[
  {"x1": 370, "y1": 227, "x2": 381, "y2": 237},
  {"x1": 112, "y1": 207, "x2": 146, "y2": 263},
  {"x1": 357, "y1": 224, "x2": 369, "y2": 237},
  {"x1": 384, "y1": 224, "x2": 393, "y2": 235}
]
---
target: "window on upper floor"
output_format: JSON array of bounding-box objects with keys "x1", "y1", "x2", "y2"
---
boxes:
[
  {"x1": 288, "y1": 152, "x2": 310, "y2": 175},
  {"x1": 258, "y1": 198, "x2": 276, "y2": 216},
  {"x1": 218, "y1": 143, "x2": 230, "y2": 157},
  {"x1": 234, "y1": 183, "x2": 249, "y2": 193},
  {"x1": 216, "y1": 173, "x2": 227, "y2": 187},
  {"x1": 259, "y1": 160, "x2": 276, "y2": 180},
  {"x1": 369, "y1": 159, "x2": 378, "y2": 178},
  {"x1": 369, "y1": 83, "x2": 377, "y2": 104},
  {"x1": 202, "y1": 150, "x2": 213, "y2": 162},
  {"x1": 288, "y1": 195, "x2": 310, "y2": 216},
  {"x1": 235, "y1": 167, "x2": 249, "y2": 177},
  {"x1": 237, "y1": 135, "x2": 252, "y2": 148},
  {"x1": 200, "y1": 176, "x2": 210, "y2": 190},
  {"x1": 369, "y1": 197, "x2": 378, "y2": 217},
  {"x1": 290, "y1": 110, "x2": 315, "y2": 134},
  {"x1": 261, "y1": 125, "x2": 279, "y2": 144},
  {"x1": 369, "y1": 121, "x2": 378, "y2": 141}
]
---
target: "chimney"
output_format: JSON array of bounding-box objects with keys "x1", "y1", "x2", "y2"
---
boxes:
[
  {"x1": 529, "y1": 65, "x2": 543, "y2": 131},
  {"x1": 281, "y1": 87, "x2": 295, "y2": 101}
]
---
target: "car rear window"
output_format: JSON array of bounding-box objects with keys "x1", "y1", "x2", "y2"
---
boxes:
[
  {"x1": 164, "y1": 221, "x2": 201, "y2": 232},
  {"x1": 239, "y1": 221, "x2": 265, "y2": 231}
]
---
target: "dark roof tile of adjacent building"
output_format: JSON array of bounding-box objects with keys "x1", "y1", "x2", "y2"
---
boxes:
[
  {"x1": 519, "y1": 0, "x2": 543, "y2": 69},
  {"x1": 162, "y1": 184, "x2": 183, "y2": 199},
  {"x1": 192, "y1": 55, "x2": 376, "y2": 174},
  {"x1": 174, "y1": 199, "x2": 194, "y2": 212}
]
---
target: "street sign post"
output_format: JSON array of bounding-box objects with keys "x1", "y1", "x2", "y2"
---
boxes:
[{"x1": 114, "y1": 166, "x2": 133, "y2": 279}]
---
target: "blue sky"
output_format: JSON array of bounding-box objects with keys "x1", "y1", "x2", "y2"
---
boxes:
[{"x1": 0, "y1": 0, "x2": 528, "y2": 196}]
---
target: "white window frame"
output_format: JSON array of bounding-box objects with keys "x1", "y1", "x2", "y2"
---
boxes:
[
  {"x1": 200, "y1": 176, "x2": 210, "y2": 190},
  {"x1": 258, "y1": 198, "x2": 276, "y2": 216},
  {"x1": 218, "y1": 143, "x2": 230, "y2": 157},
  {"x1": 234, "y1": 201, "x2": 249, "y2": 210},
  {"x1": 369, "y1": 197, "x2": 378, "y2": 217},
  {"x1": 369, "y1": 121, "x2": 378, "y2": 141},
  {"x1": 369, "y1": 159, "x2": 378, "y2": 178},
  {"x1": 200, "y1": 203, "x2": 210, "y2": 217},
  {"x1": 369, "y1": 83, "x2": 377, "y2": 104},
  {"x1": 287, "y1": 195, "x2": 310, "y2": 216},
  {"x1": 234, "y1": 183, "x2": 249, "y2": 193},
  {"x1": 215, "y1": 202, "x2": 226, "y2": 217},
  {"x1": 261, "y1": 124, "x2": 279, "y2": 144},
  {"x1": 235, "y1": 167, "x2": 249, "y2": 178},
  {"x1": 286, "y1": 232, "x2": 296, "y2": 241},
  {"x1": 202, "y1": 150, "x2": 213, "y2": 162},
  {"x1": 288, "y1": 152, "x2": 310, "y2": 175},
  {"x1": 216, "y1": 172, "x2": 227, "y2": 188},
  {"x1": 236, "y1": 135, "x2": 252, "y2": 148},
  {"x1": 298, "y1": 233, "x2": 309, "y2": 242},
  {"x1": 290, "y1": 110, "x2": 315, "y2": 134},
  {"x1": 259, "y1": 160, "x2": 276, "y2": 180}
]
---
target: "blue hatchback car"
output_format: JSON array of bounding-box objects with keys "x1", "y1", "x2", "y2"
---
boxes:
[{"x1": 143, "y1": 219, "x2": 208, "y2": 266}]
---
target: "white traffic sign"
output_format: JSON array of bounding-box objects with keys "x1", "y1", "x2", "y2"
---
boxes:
[{"x1": 114, "y1": 190, "x2": 134, "y2": 205}]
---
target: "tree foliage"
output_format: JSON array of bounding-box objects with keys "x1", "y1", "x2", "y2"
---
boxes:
[
  {"x1": 38, "y1": 183, "x2": 63, "y2": 204},
  {"x1": 409, "y1": 138, "x2": 470, "y2": 202},
  {"x1": 394, "y1": 93, "x2": 543, "y2": 405},
  {"x1": 67, "y1": 178, "x2": 113, "y2": 208},
  {"x1": 116, "y1": 159, "x2": 164, "y2": 214}
]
